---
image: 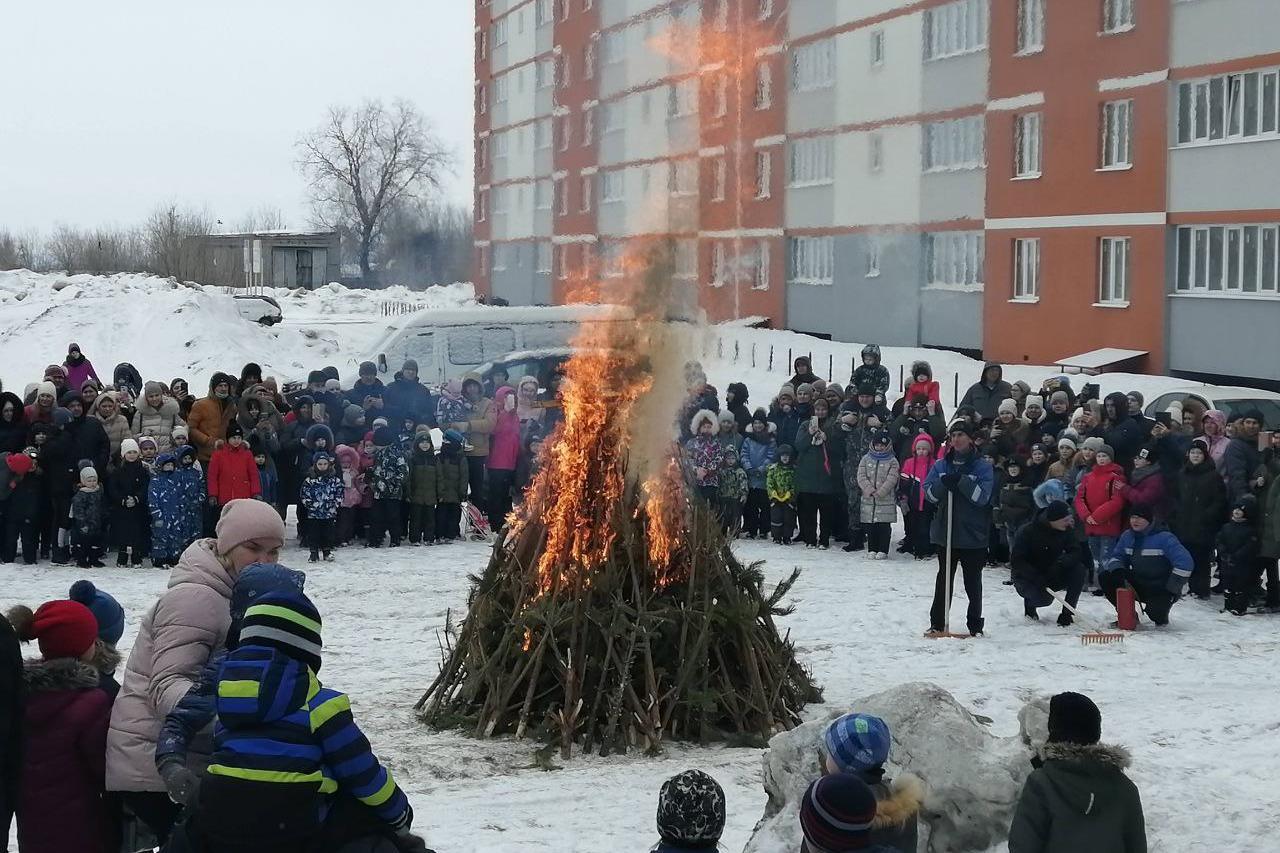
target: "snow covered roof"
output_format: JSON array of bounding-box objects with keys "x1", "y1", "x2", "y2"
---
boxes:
[{"x1": 1054, "y1": 348, "x2": 1148, "y2": 371}]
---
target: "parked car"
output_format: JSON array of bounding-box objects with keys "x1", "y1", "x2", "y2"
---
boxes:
[
  {"x1": 1145, "y1": 386, "x2": 1280, "y2": 430},
  {"x1": 234, "y1": 294, "x2": 283, "y2": 326}
]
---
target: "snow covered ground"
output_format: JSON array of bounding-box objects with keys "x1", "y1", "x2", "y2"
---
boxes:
[{"x1": 8, "y1": 532, "x2": 1278, "y2": 852}]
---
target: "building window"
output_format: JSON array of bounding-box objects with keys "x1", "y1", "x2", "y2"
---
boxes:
[
  {"x1": 870, "y1": 30, "x2": 886, "y2": 67},
  {"x1": 477, "y1": 85, "x2": 486, "y2": 115},
  {"x1": 494, "y1": 73, "x2": 509, "y2": 104},
  {"x1": 755, "y1": 151, "x2": 772, "y2": 198},
  {"x1": 492, "y1": 186, "x2": 510, "y2": 215},
  {"x1": 792, "y1": 40, "x2": 835, "y2": 91},
  {"x1": 754, "y1": 241, "x2": 771, "y2": 290},
  {"x1": 582, "y1": 106, "x2": 595, "y2": 145},
  {"x1": 536, "y1": 0, "x2": 553, "y2": 27},
  {"x1": 601, "y1": 102, "x2": 622, "y2": 134},
  {"x1": 477, "y1": 246, "x2": 488, "y2": 277},
  {"x1": 1013, "y1": 238, "x2": 1040, "y2": 299},
  {"x1": 923, "y1": 115, "x2": 986, "y2": 171},
  {"x1": 1102, "y1": 0, "x2": 1134, "y2": 34},
  {"x1": 710, "y1": 242, "x2": 727, "y2": 287},
  {"x1": 477, "y1": 30, "x2": 487, "y2": 61},
  {"x1": 670, "y1": 159, "x2": 698, "y2": 195},
  {"x1": 557, "y1": 116, "x2": 571, "y2": 151},
  {"x1": 1016, "y1": 0, "x2": 1044, "y2": 54},
  {"x1": 536, "y1": 58, "x2": 553, "y2": 90},
  {"x1": 601, "y1": 240, "x2": 625, "y2": 279},
  {"x1": 535, "y1": 118, "x2": 551, "y2": 150},
  {"x1": 1176, "y1": 224, "x2": 1280, "y2": 295},
  {"x1": 755, "y1": 63, "x2": 773, "y2": 109},
  {"x1": 924, "y1": 231, "x2": 985, "y2": 288},
  {"x1": 668, "y1": 78, "x2": 698, "y2": 117},
  {"x1": 1100, "y1": 99, "x2": 1133, "y2": 168},
  {"x1": 601, "y1": 169, "x2": 625, "y2": 203},
  {"x1": 602, "y1": 30, "x2": 624, "y2": 65},
  {"x1": 491, "y1": 243, "x2": 510, "y2": 272},
  {"x1": 866, "y1": 239, "x2": 881, "y2": 278},
  {"x1": 477, "y1": 137, "x2": 488, "y2": 170},
  {"x1": 558, "y1": 54, "x2": 572, "y2": 89},
  {"x1": 788, "y1": 136, "x2": 835, "y2": 186},
  {"x1": 536, "y1": 242, "x2": 552, "y2": 273},
  {"x1": 493, "y1": 16, "x2": 509, "y2": 47},
  {"x1": 555, "y1": 178, "x2": 567, "y2": 215},
  {"x1": 868, "y1": 132, "x2": 884, "y2": 172},
  {"x1": 713, "y1": 75, "x2": 728, "y2": 118},
  {"x1": 1099, "y1": 237, "x2": 1130, "y2": 304},
  {"x1": 580, "y1": 175, "x2": 593, "y2": 212},
  {"x1": 1014, "y1": 112, "x2": 1043, "y2": 177},
  {"x1": 492, "y1": 131, "x2": 509, "y2": 158},
  {"x1": 535, "y1": 179, "x2": 552, "y2": 210},
  {"x1": 713, "y1": 0, "x2": 729, "y2": 32},
  {"x1": 757, "y1": 0, "x2": 773, "y2": 20},
  {"x1": 674, "y1": 239, "x2": 697, "y2": 279},
  {"x1": 584, "y1": 42, "x2": 596, "y2": 80},
  {"x1": 1177, "y1": 69, "x2": 1280, "y2": 145},
  {"x1": 477, "y1": 189, "x2": 487, "y2": 222},
  {"x1": 923, "y1": 0, "x2": 989, "y2": 61},
  {"x1": 711, "y1": 157, "x2": 727, "y2": 201},
  {"x1": 788, "y1": 237, "x2": 835, "y2": 286}
]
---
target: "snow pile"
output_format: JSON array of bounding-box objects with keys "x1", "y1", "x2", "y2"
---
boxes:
[
  {"x1": 0, "y1": 270, "x2": 476, "y2": 392},
  {"x1": 745, "y1": 683, "x2": 1038, "y2": 853}
]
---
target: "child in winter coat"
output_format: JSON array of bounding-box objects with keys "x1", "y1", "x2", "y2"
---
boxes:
[
  {"x1": 996, "y1": 457, "x2": 1035, "y2": 556},
  {"x1": 766, "y1": 444, "x2": 797, "y2": 545},
  {"x1": 367, "y1": 427, "x2": 409, "y2": 547},
  {"x1": 717, "y1": 446, "x2": 748, "y2": 534},
  {"x1": 904, "y1": 360, "x2": 941, "y2": 408},
  {"x1": 8, "y1": 600, "x2": 116, "y2": 853},
  {"x1": 250, "y1": 437, "x2": 278, "y2": 508},
  {"x1": 1046, "y1": 437, "x2": 1077, "y2": 485},
  {"x1": 822, "y1": 713, "x2": 923, "y2": 853},
  {"x1": 436, "y1": 430, "x2": 469, "y2": 541},
  {"x1": 716, "y1": 410, "x2": 742, "y2": 455},
  {"x1": 897, "y1": 435, "x2": 935, "y2": 560},
  {"x1": 407, "y1": 432, "x2": 439, "y2": 544},
  {"x1": 207, "y1": 423, "x2": 260, "y2": 508},
  {"x1": 857, "y1": 431, "x2": 900, "y2": 558},
  {"x1": 1121, "y1": 446, "x2": 1168, "y2": 523},
  {"x1": 138, "y1": 436, "x2": 159, "y2": 471},
  {"x1": 0, "y1": 451, "x2": 39, "y2": 564},
  {"x1": 684, "y1": 409, "x2": 723, "y2": 504},
  {"x1": 739, "y1": 411, "x2": 777, "y2": 539},
  {"x1": 1217, "y1": 498, "x2": 1261, "y2": 615},
  {"x1": 1074, "y1": 445, "x2": 1127, "y2": 582},
  {"x1": 300, "y1": 453, "x2": 344, "y2": 562},
  {"x1": 108, "y1": 438, "x2": 151, "y2": 567},
  {"x1": 303, "y1": 423, "x2": 336, "y2": 470},
  {"x1": 334, "y1": 444, "x2": 363, "y2": 545},
  {"x1": 71, "y1": 467, "x2": 106, "y2": 568},
  {"x1": 147, "y1": 450, "x2": 203, "y2": 567}
]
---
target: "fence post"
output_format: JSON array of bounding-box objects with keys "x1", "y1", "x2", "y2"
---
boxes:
[
  {"x1": 828, "y1": 353, "x2": 833, "y2": 380},
  {"x1": 751, "y1": 343, "x2": 757, "y2": 368},
  {"x1": 718, "y1": 338, "x2": 724, "y2": 358},
  {"x1": 769, "y1": 345, "x2": 774, "y2": 372},
  {"x1": 899, "y1": 364, "x2": 905, "y2": 392},
  {"x1": 787, "y1": 348, "x2": 792, "y2": 373},
  {"x1": 734, "y1": 340, "x2": 740, "y2": 363},
  {"x1": 851, "y1": 356, "x2": 856, "y2": 382},
  {"x1": 953, "y1": 374, "x2": 959, "y2": 408}
]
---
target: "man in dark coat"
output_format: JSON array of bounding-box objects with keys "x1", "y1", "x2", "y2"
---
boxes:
[
  {"x1": 886, "y1": 395, "x2": 945, "y2": 461},
  {"x1": 924, "y1": 421, "x2": 995, "y2": 635},
  {"x1": 346, "y1": 361, "x2": 386, "y2": 408},
  {"x1": 0, "y1": 610, "x2": 22, "y2": 846},
  {"x1": 724, "y1": 382, "x2": 751, "y2": 433},
  {"x1": 1126, "y1": 392, "x2": 1155, "y2": 441},
  {"x1": 1009, "y1": 692, "x2": 1147, "y2": 853},
  {"x1": 382, "y1": 360, "x2": 436, "y2": 428},
  {"x1": 276, "y1": 397, "x2": 317, "y2": 523},
  {"x1": 1098, "y1": 392, "x2": 1143, "y2": 471},
  {"x1": 1010, "y1": 501, "x2": 1086, "y2": 625},
  {"x1": 1221, "y1": 408, "x2": 1264, "y2": 504},
  {"x1": 959, "y1": 362, "x2": 1013, "y2": 423},
  {"x1": 60, "y1": 394, "x2": 110, "y2": 475}
]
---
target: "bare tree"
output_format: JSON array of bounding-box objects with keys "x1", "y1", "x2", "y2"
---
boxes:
[
  {"x1": 234, "y1": 204, "x2": 289, "y2": 233},
  {"x1": 144, "y1": 204, "x2": 215, "y2": 280},
  {"x1": 380, "y1": 200, "x2": 473, "y2": 288},
  {"x1": 296, "y1": 99, "x2": 451, "y2": 284}
]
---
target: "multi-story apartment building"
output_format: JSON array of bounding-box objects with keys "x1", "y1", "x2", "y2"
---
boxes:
[{"x1": 474, "y1": 0, "x2": 1280, "y2": 386}]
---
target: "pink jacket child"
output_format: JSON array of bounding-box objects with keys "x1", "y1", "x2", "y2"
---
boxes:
[
  {"x1": 488, "y1": 386, "x2": 522, "y2": 473},
  {"x1": 357, "y1": 433, "x2": 376, "y2": 509},
  {"x1": 335, "y1": 444, "x2": 364, "y2": 508},
  {"x1": 898, "y1": 434, "x2": 936, "y2": 513},
  {"x1": 904, "y1": 360, "x2": 942, "y2": 406}
]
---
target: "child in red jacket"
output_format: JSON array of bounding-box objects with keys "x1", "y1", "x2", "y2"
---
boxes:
[
  {"x1": 905, "y1": 360, "x2": 941, "y2": 408},
  {"x1": 1073, "y1": 443, "x2": 1127, "y2": 583},
  {"x1": 206, "y1": 423, "x2": 260, "y2": 508}
]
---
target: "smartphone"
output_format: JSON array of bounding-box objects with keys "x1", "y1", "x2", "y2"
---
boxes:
[{"x1": 1155, "y1": 412, "x2": 1173, "y2": 427}]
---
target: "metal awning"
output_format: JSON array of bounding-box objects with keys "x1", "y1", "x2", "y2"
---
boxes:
[{"x1": 1054, "y1": 348, "x2": 1148, "y2": 372}]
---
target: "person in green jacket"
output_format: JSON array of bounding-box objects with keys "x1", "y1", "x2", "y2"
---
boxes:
[
  {"x1": 795, "y1": 398, "x2": 841, "y2": 549},
  {"x1": 766, "y1": 445, "x2": 796, "y2": 545},
  {"x1": 1009, "y1": 692, "x2": 1146, "y2": 853},
  {"x1": 406, "y1": 432, "x2": 439, "y2": 545}
]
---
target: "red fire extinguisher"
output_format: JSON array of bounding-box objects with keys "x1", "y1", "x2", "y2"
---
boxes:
[{"x1": 1116, "y1": 586, "x2": 1138, "y2": 631}]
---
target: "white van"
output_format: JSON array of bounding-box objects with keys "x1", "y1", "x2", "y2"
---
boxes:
[{"x1": 372, "y1": 303, "x2": 632, "y2": 385}]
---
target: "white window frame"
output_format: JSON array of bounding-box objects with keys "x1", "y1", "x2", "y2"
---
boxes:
[
  {"x1": 491, "y1": 243, "x2": 510, "y2": 272},
  {"x1": 582, "y1": 106, "x2": 594, "y2": 145},
  {"x1": 557, "y1": 244, "x2": 569, "y2": 279},
  {"x1": 714, "y1": 75, "x2": 728, "y2": 118},
  {"x1": 674, "y1": 239, "x2": 697, "y2": 280},
  {"x1": 557, "y1": 115, "x2": 570, "y2": 151},
  {"x1": 601, "y1": 29, "x2": 625, "y2": 65},
  {"x1": 477, "y1": 30, "x2": 487, "y2": 61},
  {"x1": 791, "y1": 40, "x2": 835, "y2": 92},
  {"x1": 870, "y1": 30, "x2": 886, "y2": 67},
  {"x1": 788, "y1": 236, "x2": 835, "y2": 287},
  {"x1": 866, "y1": 239, "x2": 881, "y2": 278},
  {"x1": 924, "y1": 231, "x2": 985, "y2": 290},
  {"x1": 711, "y1": 157, "x2": 727, "y2": 201},
  {"x1": 1175, "y1": 224, "x2": 1280, "y2": 296},
  {"x1": 670, "y1": 159, "x2": 698, "y2": 195},
  {"x1": 1013, "y1": 238, "x2": 1040, "y2": 300},
  {"x1": 492, "y1": 130, "x2": 509, "y2": 158},
  {"x1": 868, "y1": 132, "x2": 884, "y2": 172},
  {"x1": 555, "y1": 177, "x2": 567, "y2": 216},
  {"x1": 1100, "y1": 99, "x2": 1133, "y2": 169},
  {"x1": 601, "y1": 102, "x2": 622, "y2": 134},
  {"x1": 710, "y1": 242, "x2": 727, "y2": 288},
  {"x1": 1014, "y1": 112, "x2": 1043, "y2": 178},
  {"x1": 493, "y1": 73, "x2": 510, "y2": 104},
  {"x1": 1098, "y1": 237, "x2": 1130, "y2": 305},
  {"x1": 1177, "y1": 69, "x2": 1280, "y2": 146},
  {"x1": 1016, "y1": 0, "x2": 1045, "y2": 54},
  {"x1": 477, "y1": 137, "x2": 488, "y2": 170},
  {"x1": 1102, "y1": 0, "x2": 1134, "y2": 35},
  {"x1": 755, "y1": 150, "x2": 772, "y2": 199},
  {"x1": 755, "y1": 62, "x2": 773, "y2": 109},
  {"x1": 493, "y1": 16, "x2": 509, "y2": 47},
  {"x1": 580, "y1": 175, "x2": 593, "y2": 212},
  {"x1": 536, "y1": 0, "x2": 553, "y2": 27},
  {"x1": 788, "y1": 136, "x2": 835, "y2": 186},
  {"x1": 753, "y1": 241, "x2": 771, "y2": 290},
  {"x1": 535, "y1": 179, "x2": 552, "y2": 211},
  {"x1": 923, "y1": 0, "x2": 989, "y2": 62},
  {"x1": 923, "y1": 115, "x2": 986, "y2": 171},
  {"x1": 668, "y1": 78, "x2": 698, "y2": 118},
  {"x1": 478, "y1": 84, "x2": 486, "y2": 116},
  {"x1": 536, "y1": 58, "x2": 554, "y2": 90},
  {"x1": 584, "y1": 41, "x2": 596, "y2": 80},
  {"x1": 601, "y1": 240, "x2": 625, "y2": 279},
  {"x1": 601, "y1": 169, "x2": 625, "y2": 203},
  {"x1": 536, "y1": 241, "x2": 552, "y2": 274},
  {"x1": 477, "y1": 189, "x2": 487, "y2": 222},
  {"x1": 535, "y1": 118, "x2": 551, "y2": 150}
]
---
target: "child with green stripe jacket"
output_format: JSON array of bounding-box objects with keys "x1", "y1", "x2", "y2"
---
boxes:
[{"x1": 157, "y1": 570, "x2": 426, "y2": 853}]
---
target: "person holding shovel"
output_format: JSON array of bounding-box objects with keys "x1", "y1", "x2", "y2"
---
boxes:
[{"x1": 923, "y1": 421, "x2": 994, "y2": 637}]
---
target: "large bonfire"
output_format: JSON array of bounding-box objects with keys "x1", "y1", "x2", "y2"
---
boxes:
[{"x1": 416, "y1": 257, "x2": 820, "y2": 758}]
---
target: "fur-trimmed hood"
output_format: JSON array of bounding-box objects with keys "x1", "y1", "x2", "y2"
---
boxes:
[
  {"x1": 1032, "y1": 741, "x2": 1135, "y2": 817},
  {"x1": 1039, "y1": 740, "x2": 1132, "y2": 770},
  {"x1": 871, "y1": 773, "x2": 925, "y2": 829},
  {"x1": 22, "y1": 656, "x2": 102, "y2": 692},
  {"x1": 690, "y1": 408, "x2": 718, "y2": 436},
  {"x1": 92, "y1": 640, "x2": 122, "y2": 676}
]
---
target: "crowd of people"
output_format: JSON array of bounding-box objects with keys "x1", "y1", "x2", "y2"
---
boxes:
[{"x1": 681, "y1": 349, "x2": 1280, "y2": 633}]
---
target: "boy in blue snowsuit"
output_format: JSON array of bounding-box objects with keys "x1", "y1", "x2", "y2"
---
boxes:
[
  {"x1": 1101, "y1": 506, "x2": 1194, "y2": 626},
  {"x1": 148, "y1": 448, "x2": 204, "y2": 568},
  {"x1": 299, "y1": 453, "x2": 344, "y2": 562}
]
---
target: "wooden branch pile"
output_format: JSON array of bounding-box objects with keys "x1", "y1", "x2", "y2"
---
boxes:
[{"x1": 415, "y1": 492, "x2": 821, "y2": 758}]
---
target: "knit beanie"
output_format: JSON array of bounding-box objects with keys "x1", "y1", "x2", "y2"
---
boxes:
[
  {"x1": 1025, "y1": 395, "x2": 1044, "y2": 410},
  {"x1": 227, "y1": 563, "x2": 307, "y2": 648},
  {"x1": 797, "y1": 383, "x2": 814, "y2": 396},
  {"x1": 1047, "y1": 692, "x2": 1102, "y2": 745},
  {"x1": 1057, "y1": 437, "x2": 1077, "y2": 451},
  {"x1": 826, "y1": 382, "x2": 844, "y2": 398},
  {"x1": 751, "y1": 408, "x2": 768, "y2": 426},
  {"x1": 1044, "y1": 501, "x2": 1072, "y2": 523},
  {"x1": 226, "y1": 421, "x2": 244, "y2": 441},
  {"x1": 359, "y1": 361, "x2": 377, "y2": 377},
  {"x1": 1190, "y1": 437, "x2": 1210, "y2": 455},
  {"x1": 1049, "y1": 390, "x2": 1069, "y2": 407},
  {"x1": 372, "y1": 426, "x2": 397, "y2": 447},
  {"x1": 52, "y1": 408, "x2": 73, "y2": 428},
  {"x1": 1129, "y1": 505, "x2": 1153, "y2": 523},
  {"x1": 325, "y1": 378, "x2": 342, "y2": 391},
  {"x1": 717, "y1": 409, "x2": 737, "y2": 426},
  {"x1": 80, "y1": 467, "x2": 98, "y2": 485},
  {"x1": 1060, "y1": 428, "x2": 1080, "y2": 445},
  {"x1": 656, "y1": 770, "x2": 725, "y2": 848},
  {"x1": 402, "y1": 358, "x2": 419, "y2": 373},
  {"x1": 37, "y1": 381, "x2": 57, "y2": 400},
  {"x1": 139, "y1": 437, "x2": 158, "y2": 452},
  {"x1": 800, "y1": 774, "x2": 879, "y2": 852},
  {"x1": 6, "y1": 453, "x2": 33, "y2": 477},
  {"x1": 68, "y1": 580, "x2": 125, "y2": 646},
  {"x1": 997, "y1": 398, "x2": 1019, "y2": 417},
  {"x1": 215, "y1": 498, "x2": 286, "y2": 556},
  {"x1": 13, "y1": 600, "x2": 99, "y2": 660},
  {"x1": 779, "y1": 384, "x2": 795, "y2": 399},
  {"x1": 237, "y1": 590, "x2": 323, "y2": 672},
  {"x1": 824, "y1": 713, "x2": 891, "y2": 774},
  {"x1": 1096, "y1": 444, "x2": 1114, "y2": 460},
  {"x1": 1081, "y1": 437, "x2": 1105, "y2": 453},
  {"x1": 120, "y1": 438, "x2": 140, "y2": 458},
  {"x1": 144, "y1": 381, "x2": 165, "y2": 397}
]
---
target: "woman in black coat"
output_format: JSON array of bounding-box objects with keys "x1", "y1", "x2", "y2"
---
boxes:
[
  {"x1": 1097, "y1": 392, "x2": 1143, "y2": 470},
  {"x1": 1172, "y1": 438, "x2": 1227, "y2": 598}
]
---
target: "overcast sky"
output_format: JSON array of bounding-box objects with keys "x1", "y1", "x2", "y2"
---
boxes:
[{"x1": 0, "y1": 0, "x2": 474, "y2": 233}]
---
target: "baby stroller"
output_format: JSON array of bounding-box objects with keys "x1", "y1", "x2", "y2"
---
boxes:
[{"x1": 462, "y1": 501, "x2": 492, "y2": 541}]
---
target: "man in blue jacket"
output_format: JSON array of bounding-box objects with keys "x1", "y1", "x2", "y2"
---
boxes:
[
  {"x1": 924, "y1": 421, "x2": 995, "y2": 636},
  {"x1": 1100, "y1": 506, "x2": 1193, "y2": 626}
]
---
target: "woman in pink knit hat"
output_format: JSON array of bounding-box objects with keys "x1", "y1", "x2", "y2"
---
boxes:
[{"x1": 104, "y1": 498, "x2": 285, "y2": 844}]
